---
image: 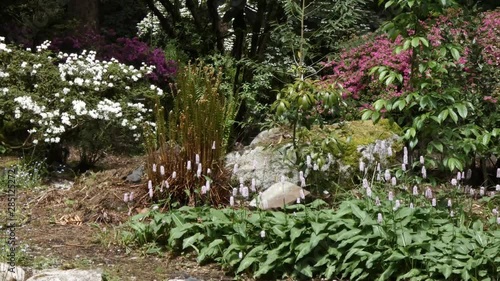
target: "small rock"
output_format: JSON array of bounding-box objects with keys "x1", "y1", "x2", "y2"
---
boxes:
[
  {"x1": 249, "y1": 181, "x2": 310, "y2": 209},
  {"x1": 26, "y1": 269, "x2": 102, "y2": 281},
  {"x1": 50, "y1": 179, "x2": 74, "y2": 190},
  {"x1": 0, "y1": 263, "x2": 25, "y2": 281},
  {"x1": 168, "y1": 277, "x2": 201, "y2": 281},
  {"x1": 125, "y1": 165, "x2": 144, "y2": 183}
]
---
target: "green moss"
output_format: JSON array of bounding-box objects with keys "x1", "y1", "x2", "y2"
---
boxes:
[
  {"x1": 252, "y1": 120, "x2": 402, "y2": 170},
  {"x1": 297, "y1": 119, "x2": 402, "y2": 168},
  {"x1": 331, "y1": 119, "x2": 402, "y2": 167}
]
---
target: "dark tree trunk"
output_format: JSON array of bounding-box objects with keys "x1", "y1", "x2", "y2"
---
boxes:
[
  {"x1": 207, "y1": 0, "x2": 225, "y2": 53},
  {"x1": 67, "y1": 0, "x2": 100, "y2": 30}
]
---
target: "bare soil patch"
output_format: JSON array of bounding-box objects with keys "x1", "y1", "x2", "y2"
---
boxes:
[{"x1": 1, "y1": 154, "x2": 235, "y2": 281}]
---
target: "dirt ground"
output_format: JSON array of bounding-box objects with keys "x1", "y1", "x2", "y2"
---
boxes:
[{"x1": 0, "y1": 154, "x2": 237, "y2": 281}]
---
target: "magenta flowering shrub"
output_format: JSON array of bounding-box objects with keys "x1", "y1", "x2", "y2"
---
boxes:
[
  {"x1": 321, "y1": 35, "x2": 412, "y2": 102},
  {"x1": 321, "y1": 8, "x2": 499, "y2": 105},
  {"x1": 50, "y1": 28, "x2": 177, "y2": 85},
  {"x1": 476, "y1": 9, "x2": 500, "y2": 67}
]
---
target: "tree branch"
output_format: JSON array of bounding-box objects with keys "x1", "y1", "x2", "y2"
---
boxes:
[{"x1": 143, "y1": 0, "x2": 176, "y2": 37}]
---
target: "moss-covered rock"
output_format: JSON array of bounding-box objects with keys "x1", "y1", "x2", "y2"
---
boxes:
[{"x1": 225, "y1": 119, "x2": 402, "y2": 190}]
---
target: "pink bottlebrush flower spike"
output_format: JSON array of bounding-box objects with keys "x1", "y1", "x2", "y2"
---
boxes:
[
  {"x1": 377, "y1": 213, "x2": 383, "y2": 224},
  {"x1": 359, "y1": 160, "x2": 365, "y2": 172}
]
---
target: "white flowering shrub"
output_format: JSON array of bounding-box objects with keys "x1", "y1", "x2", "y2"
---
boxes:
[{"x1": 0, "y1": 36, "x2": 163, "y2": 168}]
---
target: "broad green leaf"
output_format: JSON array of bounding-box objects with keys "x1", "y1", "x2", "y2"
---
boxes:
[
  {"x1": 438, "y1": 109, "x2": 449, "y2": 123},
  {"x1": 419, "y1": 37, "x2": 429, "y2": 47},
  {"x1": 432, "y1": 141, "x2": 444, "y2": 153},
  {"x1": 197, "y1": 239, "x2": 224, "y2": 262},
  {"x1": 361, "y1": 110, "x2": 372, "y2": 120},
  {"x1": 378, "y1": 264, "x2": 396, "y2": 281},
  {"x1": 472, "y1": 220, "x2": 484, "y2": 231},
  {"x1": 482, "y1": 134, "x2": 491, "y2": 146},
  {"x1": 411, "y1": 37, "x2": 420, "y2": 47},
  {"x1": 379, "y1": 70, "x2": 388, "y2": 81},
  {"x1": 245, "y1": 245, "x2": 266, "y2": 258},
  {"x1": 254, "y1": 262, "x2": 273, "y2": 277},
  {"x1": 374, "y1": 99, "x2": 386, "y2": 111},
  {"x1": 393, "y1": 99, "x2": 406, "y2": 111},
  {"x1": 171, "y1": 212, "x2": 185, "y2": 226},
  {"x1": 296, "y1": 242, "x2": 313, "y2": 260},
  {"x1": 334, "y1": 229, "x2": 362, "y2": 242},
  {"x1": 403, "y1": 39, "x2": 411, "y2": 50},
  {"x1": 311, "y1": 222, "x2": 328, "y2": 234},
  {"x1": 290, "y1": 227, "x2": 305, "y2": 242},
  {"x1": 385, "y1": 75, "x2": 395, "y2": 86},
  {"x1": 236, "y1": 256, "x2": 257, "y2": 273},
  {"x1": 455, "y1": 103, "x2": 468, "y2": 118},
  {"x1": 451, "y1": 48, "x2": 460, "y2": 61},
  {"x1": 461, "y1": 268, "x2": 471, "y2": 281},
  {"x1": 385, "y1": 251, "x2": 406, "y2": 262},
  {"x1": 350, "y1": 268, "x2": 363, "y2": 280},
  {"x1": 448, "y1": 108, "x2": 458, "y2": 123},
  {"x1": 474, "y1": 232, "x2": 488, "y2": 247},
  {"x1": 439, "y1": 47, "x2": 447, "y2": 57},
  {"x1": 397, "y1": 268, "x2": 421, "y2": 280},
  {"x1": 384, "y1": 0, "x2": 394, "y2": 9},
  {"x1": 310, "y1": 233, "x2": 328, "y2": 249},
  {"x1": 409, "y1": 138, "x2": 418, "y2": 149},
  {"x1": 272, "y1": 225, "x2": 287, "y2": 238},
  {"x1": 440, "y1": 264, "x2": 453, "y2": 279},
  {"x1": 325, "y1": 263, "x2": 337, "y2": 279},
  {"x1": 350, "y1": 203, "x2": 367, "y2": 221},
  {"x1": 365, "y1": 251, "x2": 382, "y2": 268},
  {"x1": 182, "y1": 233, "x2": 204, "y2": 250},
  {"x1": 263, "y1": 248, "x2": 280, "y2": 266}
]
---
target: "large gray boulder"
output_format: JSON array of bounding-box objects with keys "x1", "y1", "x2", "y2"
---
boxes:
[{"x1": 225, "y1": 120, "x2": 402, "y2": 190}]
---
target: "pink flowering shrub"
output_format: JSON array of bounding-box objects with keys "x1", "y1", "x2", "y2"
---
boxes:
[
  {"x1": 321, "y1": 8, "x2": 500, "y2": 106},
  {"x1": 321, "y1": 35, "x2": 412, "y2": 102}
]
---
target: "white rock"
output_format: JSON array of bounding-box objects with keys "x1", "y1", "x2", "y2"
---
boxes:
[
  {"x1": 0, "y1": 263, "x2": 25, "y2": 281},
  {"x1": 249, "y1": 181, "x2": 310, "y2": 209},
  {"x1": 26, "y1": 269, "x2": 102, "y2": 281}
]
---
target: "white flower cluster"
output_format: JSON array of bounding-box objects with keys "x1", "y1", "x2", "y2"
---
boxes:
[
  {"x1": 36, "y1": 40, "x2": 51, "y2": 52},
  {"x1": 358, "y1": 135, "x2": 399, "y2": 166},
  {"x1": 137, "y1": 11, "x2": 162, "y2": 37},
  {"x1": 0, "y1": 36, "x2": 12, "y2": 53},
  {"x1": 2, "y1": 39, "x2": 162, "y2": 144},
  {"x1": 57, "y1": 50, "x2": 154, "y2": 90}
]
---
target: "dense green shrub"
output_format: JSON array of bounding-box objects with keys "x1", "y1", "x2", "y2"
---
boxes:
[
  {"x1": 125, "y1": 187, "x2": 500, "y2": 280},
  {"x1": 339, "y1": 4, "x2": 500, "y2": 179},
  {"x1": 0, "y1": 37, "x2": 161, "y2": 167}
]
